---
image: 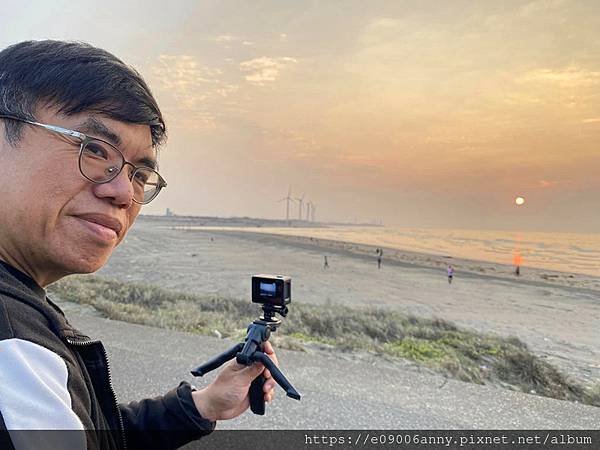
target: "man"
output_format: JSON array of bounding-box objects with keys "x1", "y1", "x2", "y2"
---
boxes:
[{"x1": 0, "y1": 40, "x2": 277, "y2": 450}]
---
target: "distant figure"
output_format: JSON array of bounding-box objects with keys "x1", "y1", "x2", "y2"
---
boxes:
[
  {"x1": 513, "y1": 252, "x2": 522, "y2": 277},
  {"x1": 447, "y1": 265, "x2": 454, "y2": 284},
  {"x1": 323, "y1": 255, "x2": 329, "y2": 269},
  {"x1": 376, "y1": 248, "x2": 382, "y2": 269}
]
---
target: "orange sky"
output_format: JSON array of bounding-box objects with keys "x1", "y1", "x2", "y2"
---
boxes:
[{"x1": 2, "y1": 0, "x2": 599, "y2": 231}]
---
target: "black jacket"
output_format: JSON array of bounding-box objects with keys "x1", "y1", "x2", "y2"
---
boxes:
[{"x1": 0, "y1": 262, "x2": 215, "y2": 450}]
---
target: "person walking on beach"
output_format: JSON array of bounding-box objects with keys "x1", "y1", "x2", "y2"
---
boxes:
[
  {"x1": 0, "y1": 40, "x2": 278, "y2": 449},
  {"x1": 323, "y1": 255, "x2": 329, "y2": 269},
  {"x1": 447, "y1": 265, "x2": 455, "y2": 284},
  {"x1": 376, "y1": 248, "x2": 383, "y2": 269}
]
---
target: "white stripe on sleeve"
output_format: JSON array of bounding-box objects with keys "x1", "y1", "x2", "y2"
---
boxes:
[
  {"x1": 0, "y1": 338, "x2": 87, "y2": 430},
  {"x1": 0, "y1": 338, "x2": 87, "y2": 449}
]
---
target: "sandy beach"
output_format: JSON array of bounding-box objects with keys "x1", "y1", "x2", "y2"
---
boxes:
[{"x1": 98, "y1": 216, "x2": 600, "y2": 387}]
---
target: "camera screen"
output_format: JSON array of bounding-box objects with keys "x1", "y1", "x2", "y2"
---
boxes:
[{"x1": 259, "y1": 281, "x2": 277, "y2": 297}]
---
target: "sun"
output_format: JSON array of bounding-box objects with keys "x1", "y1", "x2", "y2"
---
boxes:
[{"x1": 515, "y1": 196, "x2": 525, "y2": 206}]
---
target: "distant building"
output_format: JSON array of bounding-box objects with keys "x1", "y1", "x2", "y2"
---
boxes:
[{"x1": 165, "y1": 208, "x2": 173, "y2": 216}]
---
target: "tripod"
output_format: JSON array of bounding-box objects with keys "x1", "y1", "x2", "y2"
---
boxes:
[{"x1": 191, "y1": 304, "x2": 301, "y2": 415}]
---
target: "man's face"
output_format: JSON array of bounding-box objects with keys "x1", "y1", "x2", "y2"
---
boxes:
[{"x1": 0, "y1": 107, "x2": 156, "y2": 286}]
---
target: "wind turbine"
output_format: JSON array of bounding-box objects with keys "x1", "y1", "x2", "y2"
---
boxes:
[
  {"x1": 278, "y1": 186, "x2": 294, "y2": 222},
  {"x1": 311, "y1": 203, "x2": 317, "y2": 222},
  {"x1": 296, "y1": 193, "x2": 305, "y2": 221},
  {"x1": 306, "y1": 201, "x2": 312, "y2": 221}
]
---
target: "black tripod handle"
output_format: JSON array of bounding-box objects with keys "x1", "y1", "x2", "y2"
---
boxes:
[
  {"x1": 191, "y1": 343, "x2": 244, "y2": 376},
  {"x1": 249, "y1": 374, "x2": 266, "y2": 415}
]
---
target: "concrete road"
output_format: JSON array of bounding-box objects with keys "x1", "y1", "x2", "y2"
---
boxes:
[{"x1": 62, "y1": 308, "x2": 600, "y2": 430}]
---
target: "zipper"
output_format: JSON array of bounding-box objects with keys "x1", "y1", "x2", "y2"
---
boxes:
[{"x1": 66, "y1": 337, "x2": 127, "y2": 450}]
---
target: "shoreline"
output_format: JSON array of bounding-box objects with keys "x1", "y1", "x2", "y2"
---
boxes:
[{"x1": 172, "y1": 226, "x2": 600, "y2": 294}]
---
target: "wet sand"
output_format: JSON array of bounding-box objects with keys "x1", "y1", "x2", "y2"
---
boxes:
[{"x1": 97, "y1": 217, "x2": 600, "y2": 386}]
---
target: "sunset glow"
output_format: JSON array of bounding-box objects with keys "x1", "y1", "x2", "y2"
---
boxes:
[{"x1": 1, "y1": 1, "x2": 599, "y2": 232}]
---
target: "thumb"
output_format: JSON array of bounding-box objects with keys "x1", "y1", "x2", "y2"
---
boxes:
[
  {"x1": 228, "y1": 361, "x2": 251, "y2": 372},
  {"x1": 227, "y1": 358, "x2": 264, "y2": 373},
  {"x1": 241, "y1": 361, "x2": 265, "y2": 380}
]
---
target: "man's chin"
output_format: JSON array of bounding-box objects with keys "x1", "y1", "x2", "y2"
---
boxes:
[{"x1": 62, "y1": 253, "x2": 112, "y2": 276}]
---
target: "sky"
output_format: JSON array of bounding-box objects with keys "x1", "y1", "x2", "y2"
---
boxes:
[{"x1": 1, "y1": 0, "x2": 599, "y2": 232}]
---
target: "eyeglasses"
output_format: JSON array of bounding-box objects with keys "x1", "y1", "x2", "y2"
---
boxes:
[{"x1": 0, "y1": 114, "x2": 167, "y2": 204}]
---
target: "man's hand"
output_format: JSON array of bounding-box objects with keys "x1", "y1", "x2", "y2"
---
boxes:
[{"x1": 191, "y1": 341, "x2": 279, "y2": 421}]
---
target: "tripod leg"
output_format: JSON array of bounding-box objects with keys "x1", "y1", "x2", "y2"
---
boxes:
[
  {"x1": 191, "y1": 343, "x2": 244, "y2": 376},
  {"x1": 252, "y1": 352, "x2": 301, "y2": 400}
]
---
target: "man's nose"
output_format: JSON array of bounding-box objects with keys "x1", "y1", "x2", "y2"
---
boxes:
[{"x1": 92, "y1": 166, "x2": 135, "y2": 207}]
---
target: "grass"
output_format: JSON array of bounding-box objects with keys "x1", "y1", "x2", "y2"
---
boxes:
[{"x1": 48, "y1": 275, "x2": 600, "y2": 407}]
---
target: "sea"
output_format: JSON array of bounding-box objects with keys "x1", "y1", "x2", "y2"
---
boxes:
[{"x1": 197, "y1": 226, "x2": 600, "y2": 278}]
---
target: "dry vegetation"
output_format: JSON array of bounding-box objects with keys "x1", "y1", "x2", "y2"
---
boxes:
[{"x1": 49, "y1": 275, "x2": 600, "y2": 407}]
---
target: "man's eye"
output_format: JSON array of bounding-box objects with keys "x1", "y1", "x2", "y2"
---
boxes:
[
  {"x1": 83, "y1": 142, "x2": 109, "y2": 160},
  {"x1": 134, "y1": 170, "x2": 150, "y2": 184}
]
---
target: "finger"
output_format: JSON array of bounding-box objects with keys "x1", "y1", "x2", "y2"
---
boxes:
[
  {"x1": 263, "y1": 341, "x2": 275, "y2": 354},
  {"x1": 225, "y1": 358, "x2": 255, "y2": 372},
  {"x1": 263, "y1": 342, "x2": 279, "y2": 364},
  {"x1": 234, "y1": 361, "x2": 264, "y2": 380},
  {"x1": 249, "y1": 362, "x2": 265, "y2": 377},
  {"x1": 264, "y1": 380, "x2": 276, "y2": 393},
  {"x1": 263, "y1": 368, "x2": 272, "y2": 379},
  {"x1": 263, "y1": 342, "x2": 279, "y2": 367},
  {"x1": 226, "y1": 355, "x2": 270, "y2": 371}
]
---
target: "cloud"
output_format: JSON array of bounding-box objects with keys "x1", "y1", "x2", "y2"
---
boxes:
[
  {"x1": 150, "y1": 55, "x2": 240, "y2": 131},
  {"x1": 582, "y1": 117, "x2": 600, "y2": 123},
  {"x1": 216, "y1": 84, "x2": 239, "y2": 98},
  {"x1": 239, "y1": 56, "x2": 297, "y2": 85},
  {"x1": 539, "y1": 179, "x2": 559, "y2": 188},
  {"x1": 212, "y1": 35, "x2": 253, "y2": 47},
  {"x1": 518, "y1": 0, "x2": 567, "y2": 18},
  {"x1": 213, "y1": 35, "x2": 237, "y2": 43},
  {"x1": 517, "y1": 66, "x2": 600, "y2": 88},
  {"x1": 153, "y1": 55, "x2": 221, "y2": 91},
  {"x1": 368, "y1": 17, "x2": 400, "y2": 29},
  {"x1": 270, "y1": 128, "x2": 321, "y2": 157}
]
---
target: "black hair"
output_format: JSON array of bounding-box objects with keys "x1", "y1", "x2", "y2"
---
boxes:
[{"x1": 0, "y1": 40, "x2": 166, "y2": 147}]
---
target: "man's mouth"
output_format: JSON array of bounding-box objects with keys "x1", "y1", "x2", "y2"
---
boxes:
[{"x1": 74, "y1": 214, "x2": 123, "y2": 239}]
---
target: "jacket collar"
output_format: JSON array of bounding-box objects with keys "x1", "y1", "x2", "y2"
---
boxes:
[
  {"x1": 0, "y1": 260, "x2": 46, "y2": 299},
  {"x1": 0, "y1": 261, "x2": 88, "y2": 341}
]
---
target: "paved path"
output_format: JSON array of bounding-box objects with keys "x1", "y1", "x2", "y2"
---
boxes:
[{"x1": 62, "y1": 308, "x2": 600, "y2": 430}]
